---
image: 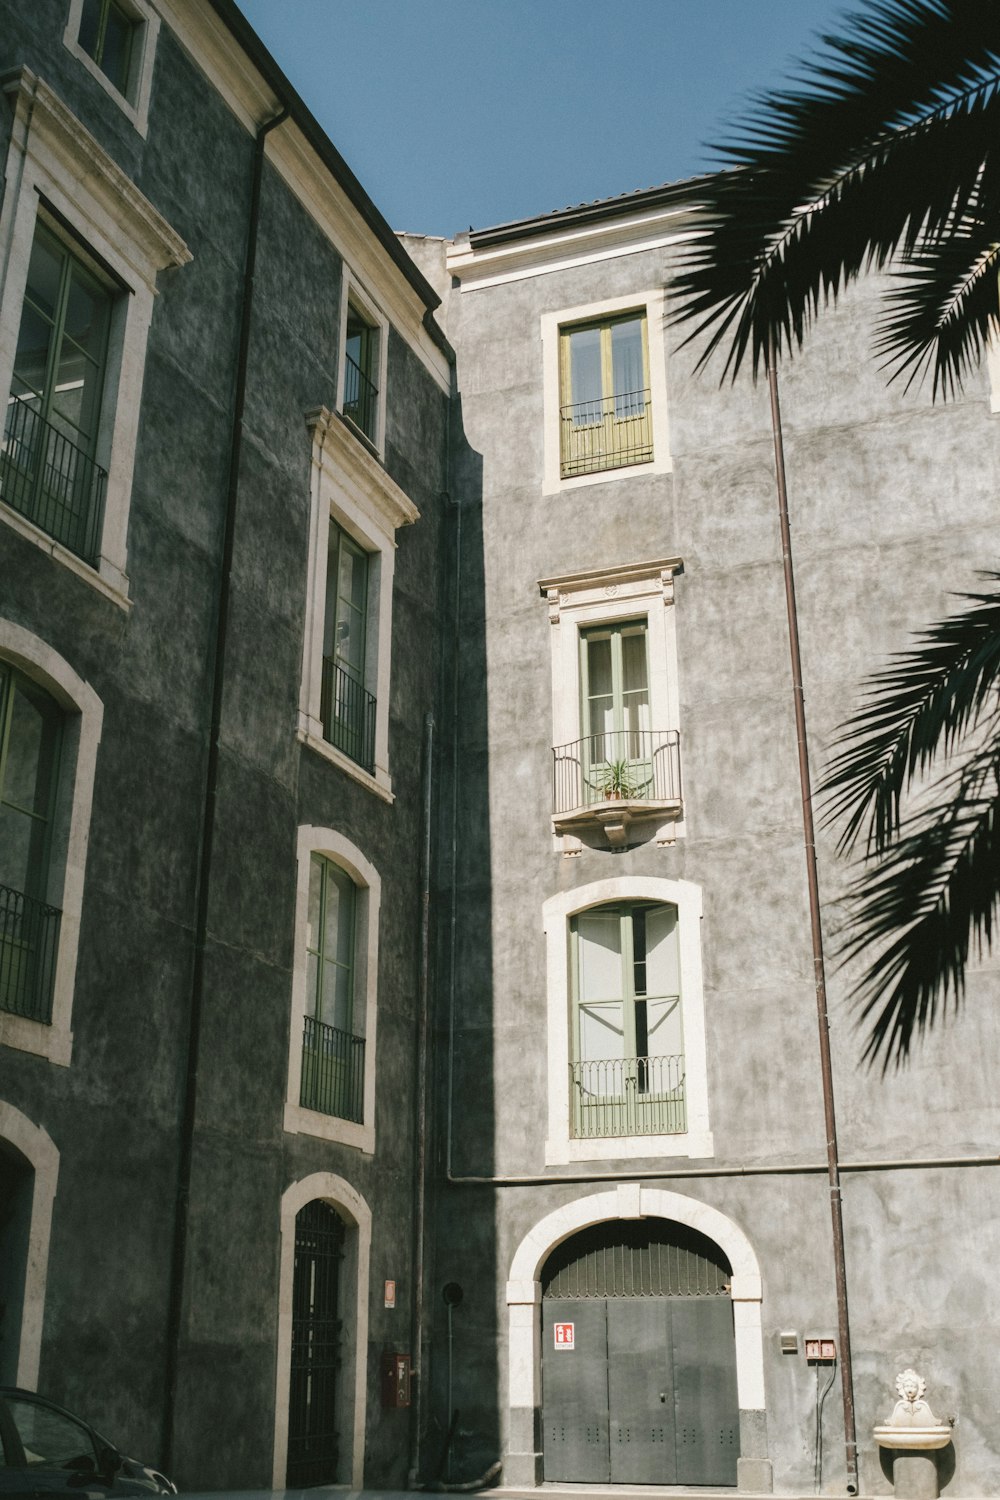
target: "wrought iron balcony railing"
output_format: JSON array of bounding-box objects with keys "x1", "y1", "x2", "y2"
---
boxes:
[
  {"x1": 1, "y1": 392, "x2": 107, "y2": 566},
  {"x1": 553, "y1": 728, "x2": 681, "y2": 819},
  {"x1": 559, "y1": 386, "x2": 652, "y2": 477},
  {"x1": 343, "y1": 352, "x2": 379, "y2": 443},
  {"x1": 320, "y1": 656, "x2": 377, "y2": 774},
  {"x1": 570, "y1": 1054, "x2": 686, "y2": 1139},
  {"x1": 300, "y1": 1014, "x2": 365, "y2": 1123},
  {"x1": 0, "y1": 882, "x2": 61, "y2": 1025}
]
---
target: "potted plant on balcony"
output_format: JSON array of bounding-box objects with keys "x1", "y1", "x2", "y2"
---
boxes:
[{"x1": 600, "y1": 758, "x2": 641, "y2": 800}]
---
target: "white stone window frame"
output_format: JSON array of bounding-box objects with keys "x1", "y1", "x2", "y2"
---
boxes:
[
  {"x1": 337, "y1": 271, "x2": 389, "y2": 460},
  {"x1": 283, "y1": 826, "x2": 380, "y2": 1154},
  {"x1": 62, "y1": 0, "x2": 161, "y2": 137},
  {"x1": 0, "y1": 69, "x2": 191, "y2": 608},
  {"x1": 273, "y1": 1172, "x2": 371, "y2": 1489},
  {"x1": 298, "y1": 406, "x2": 418, "y2": 800},
  {"x1": 542, "y1": 875, "x2": 713, "y2": 1164},
  {"x1": 541, "y1": 557, "x2": 684, "y2": 850},
  {"x1": 0, "y1": 619, "x2": 104, "y2": 1068},
  {"x1": 0, "y1": 1100, "x2": 59, "y2": 1389},
  {"x1": 541, "y1": 289, "x2": 671, "y2": 496}
]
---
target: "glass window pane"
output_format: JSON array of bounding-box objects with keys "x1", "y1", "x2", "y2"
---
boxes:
[
  {"x1": 7, "y1": 1396, "x2": 95, "y2": 1467},
  {"x1": 322, "y1": 870, "x2": 342, "y2": 959},
  {"x1": 576, "y1": 910, "x2": 622, "y2": 1001},
  {"x1": 13, "y1": 306, "x2": 53, "y2": 398},
  {"x1": 645, "y1": 994, "x2": 683, "y2": 1056},
  {"x1": 568, "y1": 326, "x2": 602, "y2": 413},
  {"x1": 25, "y1": 235, "x2": 63, "y2": 324},
  {"x1": 645, "y1": 904, "x2": 679, "y2": 997},
  {"x1": 579, "y1": 1001, "x2": 626, "y2": 1063},
  {"x1": 340, "y1": 540, "x2": 367, "y2": 615},
  {"x1": 611, "y1": 318, "x2": 644, "y2": 401},
  {"x1": 305, "y1": 952, "x2": 319, "y2": 1019},
  {"x1": 101, "y1": 2, "x2": 133, "y2": 92},
  {"x1": 307, "y1": 857, "x2": 323, "y2": 954},
  {"x1": 333, "y1": 959, "x2": 353, "y2": 1032},
  {"x1": 621, "y1": 629, "x2": 648, "y2": 694},
  {"x1": 78, "y1": 0, "x2": 103, "y2": 58},
  {"x1": 2, "y1": 682, "x2": 57, "y2": 818},
  {"x1": 64, "y1": 272, "x2": 109, "y2": 364},
  {"x1": 0, "y1": 805, "x2": 34, "y2": 895}
]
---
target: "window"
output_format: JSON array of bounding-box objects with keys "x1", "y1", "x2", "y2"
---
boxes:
[
  {"x1": 541, "y1": 291, "x2": 671, "y2": 494},
  {"x1": 63, "y1": 0, "x2": 160, "y2": 134},
  {"x1": 542, "y1": 877, "x2": 713, "y2": 1164},
  {"x1": 298, "y1": 408, "x2": 418, "y2": 797},
  {"x1": 571, "y1": 902, "x2": 684, "y2": 1140},
  {"x1": 0, "y1": 663, "x2": 62, "y2": 1026},
  {"x1": 285, "y1": 828, "x2": 381, "y2": 1152},
  {"x1": 77, "y1": 0, "x2": 137, "y2": 96},
  {"x1": 0, "y1": 72, "x2": 189, "y2": 600},
  {"x1": 560, "y1": 314, "x2": 651, "y2": 478},
  {"x1": 300, "y1": 855, "x2": 365, "y2": 1123},
  {"x1": 320, "y1": 522, "x2": 375, "y2": 773},
  {"x1": 542, "y1": 560, "x2": 683, "y2": 850},
  {"x1": 343, "y1": 303, "x2": 380, "y2": 445},
  {"x1": 4, "y1": 224, "x2": 114, "y2": 568}
]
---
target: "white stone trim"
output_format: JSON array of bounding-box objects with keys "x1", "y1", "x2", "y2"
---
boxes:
[
  {"x1": 283, "y1": 827, "x2": 380, "y2": 1154},
  {"x1": 542, "y1": 877, "x2": 712, "y2": 1163},
  {"x1": 299, "y1": 407, "x2": 419, "y2": 798},
  {"x1": 541, "y1": 556, "x2": 684, "y2": 850},
  {"x1": 0, "y1": 69, "x2": 191, "y2": 598},
  {"x1": 538, "y1": 290, "x2": 670, "y2": 495},
  {"x1": 0, "y1": 1100, "x2": 59, "y2": 1389},
  {"x1": 0, "y1": 621, "x2": 104, "y2": 1067},
  {"x1": 337, "y1": 271, "x2": 389, "y2": 460},
  {"x1": 62, "y1": 0, "x2": 161, "y2": 137},
  {"x1": 504, "y1": 1186, "x2": 765, "y2": 1477},
  {"x1": 273, "y1": 1173, "x2": 371, "y2": 1488}
]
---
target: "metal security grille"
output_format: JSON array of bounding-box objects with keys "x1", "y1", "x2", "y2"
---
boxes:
[
  {"x1": 542, "y1": 1219, "x2": 731, "y2": 1299},
  {"x1": 287, "y1": 1200, "x2": 345, "y2": 1487}
]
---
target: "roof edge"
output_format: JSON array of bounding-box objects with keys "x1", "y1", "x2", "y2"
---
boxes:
[{"x1": 468, "y1": 176, "x2": 712, "y2": 250}]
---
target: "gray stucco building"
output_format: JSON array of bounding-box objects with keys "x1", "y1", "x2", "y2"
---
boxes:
[{"x1": 2, "y1": 3, "x2": 999, "y2": 1496}]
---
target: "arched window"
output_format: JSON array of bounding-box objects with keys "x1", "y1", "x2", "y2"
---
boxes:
[
  {"x1": 0, "y1": 662, "x2": 64, "y2": 1024},
  {"x1": 570, "y1": 901, "x2": 684, "y2": 1140}
]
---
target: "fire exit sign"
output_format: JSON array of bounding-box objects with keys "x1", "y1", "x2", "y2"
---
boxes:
[{"x1": 554, "y1": 1322, "x2": 575, "y2": 1350}]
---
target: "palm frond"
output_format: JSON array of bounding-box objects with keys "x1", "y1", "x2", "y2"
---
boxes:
[
  {"x1": 840, "y1": 749, "x2": 1000, "y2": 1067},
  {"x1": 819, "y1": 577, "x2": 1000, "y2": 854},
  {"x1": 670, "y1": 0, "x2": 1000, "y2": 388}
]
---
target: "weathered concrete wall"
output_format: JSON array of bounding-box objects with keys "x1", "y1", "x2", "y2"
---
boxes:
[{"x1": 432, "y1": 229, "x2": 1000, "y2": 1495}]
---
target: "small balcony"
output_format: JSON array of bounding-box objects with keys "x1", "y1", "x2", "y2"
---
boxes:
[
  {"x1": 1, "y1": 392, "x2": 107, "y2": 566},
  {"x1": 299, "y1": 1014, "x2": 365, "y2": 1123},
  {"x1": 320, "y1": 656, "x2": 377, "y2": 774},
  {"x1": 559, "y1": 386, "x2": 652, "y2": 478},
  {"x1": 552, "y1": 728, "x2": 682, "y2": 846},
  {"x1": 570, "y1": 1054, "x2": 686, "y2": 1139},
  {"x1": 0, "y1": 883, "x2": 61, "y2": 1025},
  {"x1": 343, "y1": 351, "x2": 379, "y2": 444}
]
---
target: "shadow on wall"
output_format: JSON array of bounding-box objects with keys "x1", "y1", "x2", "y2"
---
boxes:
[{"x1": 424, "y1": 404, "x2": 500, "y2": 1485}]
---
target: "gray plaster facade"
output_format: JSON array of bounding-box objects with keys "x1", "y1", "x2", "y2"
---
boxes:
[{"x1": 2, "y1": 3, "x2": 1000, "y2": 1497}]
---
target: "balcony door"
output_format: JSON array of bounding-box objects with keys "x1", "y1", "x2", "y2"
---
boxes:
[
  {"x1": 580, "y1": 620, "x2": 650, "y2": 800},
  {"x1": 570, "y1": 903, "x2": 685, "y2": 1140}
]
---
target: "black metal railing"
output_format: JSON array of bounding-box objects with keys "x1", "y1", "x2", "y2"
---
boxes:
[
  {"x1": 0, "y1": 883, "x2": 60, "y2": 1024},
  {"x1": 570, "y1": 1054, "x2": 686, "y2": 1139},
  {"x1": 320, "y1": 656, "x2": 377, "y2": 774},
  {"x1": 553, "y1": 728, "x2": 681, "y2": 817},
  {"x1": 343, "y1": 352, "x2": 379, "y2": 443},
  {"x1": 300, "y1": 1014, "x2": 365, "y2": 1122},
  {"x1": 559, "y1": 386, "x2": 652, "y2": 477},
  {"x1": 1, "y1": 392, "x2": 107, "y2": 565}
]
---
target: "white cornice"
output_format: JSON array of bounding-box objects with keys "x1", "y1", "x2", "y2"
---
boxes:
[
  {"x1": 447, "y1": 205, "x2": 698, "y2": 291},
  {"x1": 154, "y1": 0, "x2": 450, "y2": 393},
  {"x1": 307, "y1": 406, "x2": 420, "y2": 535},
  {"x1": 3, "y1": 68, "x2": 191, "y2": 279}
]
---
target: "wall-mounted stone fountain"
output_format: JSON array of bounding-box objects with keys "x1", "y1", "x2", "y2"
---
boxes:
[{"x1": 873, "y1": 1370, "x2": 952, "y2": 1499}]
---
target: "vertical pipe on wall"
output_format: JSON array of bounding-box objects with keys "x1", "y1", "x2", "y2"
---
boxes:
[
  {"x1": 161, "y1": 102, "x2": 288, "y2": 1476},
  {"x1": 765, "y1": 331, "x2": 858, "y2": 1493},
  {"x1": 409, "y1": 710, "x2": 435, "y2": 1488}
]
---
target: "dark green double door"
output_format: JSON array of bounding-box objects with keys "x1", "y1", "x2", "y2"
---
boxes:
[{"x1": 542, "y1": 1296, "x2": 739, "y2": 1485}]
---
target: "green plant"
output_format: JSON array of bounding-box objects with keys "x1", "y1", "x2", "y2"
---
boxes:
[{"x1": 600, "y1": 758, "x2": 641, "y2": 799}]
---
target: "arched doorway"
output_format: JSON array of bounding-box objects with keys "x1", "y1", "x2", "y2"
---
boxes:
[
  {"x1": 286, "y1": 1200, "x2": 347, "y2": 1486},
  {"x1": 541, "y1": 1218, "x2": 739, "y2": 1485},
  {"x1": 0, "y1": 1139, "x2": 34, "y2": 1384}
]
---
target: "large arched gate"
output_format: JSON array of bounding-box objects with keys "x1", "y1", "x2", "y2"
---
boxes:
[{"x1": 541, "y1": 1219, "x2": 740, "y2": 1485}]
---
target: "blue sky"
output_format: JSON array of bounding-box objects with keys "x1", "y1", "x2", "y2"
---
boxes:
[{"x1": 233, "y1": 0, "x2": 854, "y2": 238}]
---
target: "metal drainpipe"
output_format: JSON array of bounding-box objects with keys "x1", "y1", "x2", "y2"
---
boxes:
[
  {"x1": 766, "y1": 329, "x2": 858, "y2": 1494},
  {"x1": 445, "y1": 495, "x2": 462, "y2": 1181},
  {"x1": 161, "y1": 102, "x2": 288, "y2": 1476},
  {"x1": 408, "y1": 710, "x2": 435, "y2": 1488}
]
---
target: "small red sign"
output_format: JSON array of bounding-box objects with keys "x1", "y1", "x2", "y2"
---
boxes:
[
  {"x1": 384, "y1": 1279, "x2": 396, "y2": 1309},
  {"x1": 554, "y1": 1322, "x2": 575, "y2": 1351}
]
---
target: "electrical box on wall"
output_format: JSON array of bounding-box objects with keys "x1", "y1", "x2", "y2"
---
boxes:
[
  {"x1": 805, "y1": 1337, "x2": 836, "y2": 1361},
  {"x1": 380, "y1": 1351, "x2": 412, "y2": 1408}
]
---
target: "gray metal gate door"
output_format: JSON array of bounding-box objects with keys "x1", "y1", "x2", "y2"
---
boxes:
[
  {"x1": 541, "y1": 1299, "x2": 609, "y2": 1481},
  {"x1": 542, "y1": 1296, "x2": 739, "y2": 1485}
]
